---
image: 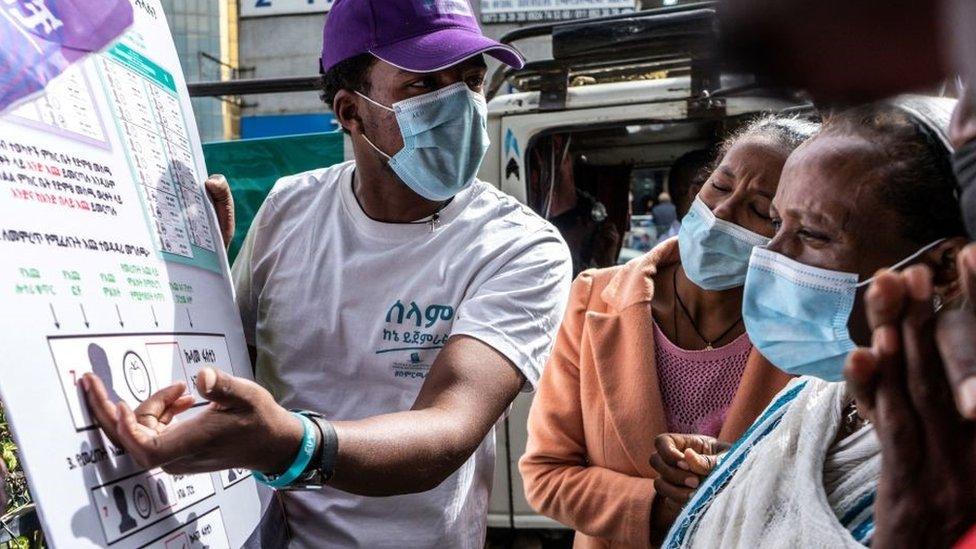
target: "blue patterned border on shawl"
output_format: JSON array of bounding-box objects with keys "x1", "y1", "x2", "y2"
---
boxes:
[
  {"x1": 663, "y1": 381, "x2": 809, "y2": 548},
  {"x1": 842, "y1": 490, "x2": 876, "y2": 546}
]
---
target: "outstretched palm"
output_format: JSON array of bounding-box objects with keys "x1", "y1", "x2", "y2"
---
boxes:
[
  {"x1": 81, "y1": 367, "x2": 304, "y2": 475},
  {"x1": 82, "y1": 374, "x2": 195, "y2": 458}
]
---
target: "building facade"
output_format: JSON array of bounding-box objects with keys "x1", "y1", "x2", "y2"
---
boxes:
[{"x1": 160, "y1": 0, "x2": 238, "y2": 142}]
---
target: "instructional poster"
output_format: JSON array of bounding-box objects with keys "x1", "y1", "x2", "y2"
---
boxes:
[{"x1": 0, "y1": 1, "x2": 263, "y2": 547}]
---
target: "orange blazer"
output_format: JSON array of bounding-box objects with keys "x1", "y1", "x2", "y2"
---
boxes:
[{"x1": 519, "y1": 239, "x2": 790, "y2": 548}]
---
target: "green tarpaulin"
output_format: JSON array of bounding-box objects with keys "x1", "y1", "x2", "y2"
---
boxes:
[{"x1": 203, "y1": 132, "x2": 345, "y2": 262}]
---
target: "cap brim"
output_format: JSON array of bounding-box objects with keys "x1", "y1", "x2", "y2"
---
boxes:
[{"x1": 370, "y1": 27, "x2": 525, "y2": 73}]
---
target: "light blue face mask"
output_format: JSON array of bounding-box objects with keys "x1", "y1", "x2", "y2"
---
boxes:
[
  {"x1": 357, "y1": 82, "x2": 490, "y2": 201},
  {"x1": 679, "y1": 197, "x2": 771, "y2": 291},
  {"x1": 743, "y1": 240, "x2": 945, "y2": 381}
]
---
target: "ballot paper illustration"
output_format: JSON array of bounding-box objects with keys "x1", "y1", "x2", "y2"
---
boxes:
[
  {"x1": 0, "y1": 0, "x2": 133, "y2": 112},
  {"x1": 0, "y1": 1, "x2": 263, "y2": 547}
]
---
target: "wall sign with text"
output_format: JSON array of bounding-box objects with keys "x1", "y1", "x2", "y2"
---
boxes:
[
  {"x1": 241, "y1": 0, "x2": 335, "y2": 18},
  {"x1": 481, "y1": 0, "x2": 637, "y2": 23}
]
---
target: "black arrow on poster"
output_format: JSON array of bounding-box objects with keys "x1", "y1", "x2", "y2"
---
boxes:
[
  {"x1": 80, "y1": 304, "x2": 89, "y2": 328},
  {"x1": 49, "y1": 304, "x2": 59, "y2": 329},
  {"x1": 115, "y1": 304, "x2": 124, "y2": 328}
]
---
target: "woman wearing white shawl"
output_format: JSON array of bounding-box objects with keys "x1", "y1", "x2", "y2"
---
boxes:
[{"x1": 656, "y1": 98, "x2": 969, "y2": 547}]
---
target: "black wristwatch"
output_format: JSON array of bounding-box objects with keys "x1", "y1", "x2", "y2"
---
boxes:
[{"x1": 281, "y1": 410, "x2": 339, "y2": 490}]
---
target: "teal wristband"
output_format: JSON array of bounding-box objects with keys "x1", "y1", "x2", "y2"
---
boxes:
[{"x1": 253, "y1": 412, "x2": 317, "y2": 489}]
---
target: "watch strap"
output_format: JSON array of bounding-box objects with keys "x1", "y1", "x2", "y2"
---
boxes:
[{"x1": 308, "y1": 415, "x2": 338, "y2": 482}]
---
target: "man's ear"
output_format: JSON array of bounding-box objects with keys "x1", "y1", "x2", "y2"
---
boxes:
[
  {"x1": 333, "y1": 89, "x2": 363, "y2": 135},
  {"x1": 926, "y1": 236, "x2": 969, "y2": 303}
]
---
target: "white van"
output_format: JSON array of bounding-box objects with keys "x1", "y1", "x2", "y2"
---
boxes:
[{"x1": 478, "y1": 3, "x2": 808, "y2": 539}]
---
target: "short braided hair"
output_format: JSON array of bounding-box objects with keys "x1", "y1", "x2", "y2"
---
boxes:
[{"x1": 818, "y1": 103, "x2": 965, "y2": 244}]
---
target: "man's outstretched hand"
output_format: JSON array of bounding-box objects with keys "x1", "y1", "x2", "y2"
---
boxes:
[
  {"x1": 82, "y1": 376, "x2": 195, "y2": 450},
  {"x1": 845, "y1": 261, "x2": 976, "y2": 549},
  {"x1": 81, "y1": 368, "x2": 303, "y2": 475}
]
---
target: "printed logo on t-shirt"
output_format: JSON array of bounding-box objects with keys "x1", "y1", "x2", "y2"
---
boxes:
[
  {"x1": 419, "y1": 0, "x2": 473, "y2": 17},
  {"x1": 380, "y1": 299, "x2": 455, "y2": 380}
]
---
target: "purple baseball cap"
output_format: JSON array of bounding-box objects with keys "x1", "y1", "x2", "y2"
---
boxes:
[{"x1": 321, "y1": 0, "x2": 525, "y2": 74}]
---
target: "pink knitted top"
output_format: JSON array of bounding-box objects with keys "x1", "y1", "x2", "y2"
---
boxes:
[{"x1": 652, "y1": 321, "x2": 752, "y2": 437}]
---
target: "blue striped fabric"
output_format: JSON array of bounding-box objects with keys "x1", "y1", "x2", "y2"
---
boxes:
[
  {"x1": 851, "y1": 516, "x2": 875, "y2": 545},
  {"x1": 663, "y1": 381, "x2": 809, "y2": 548},
  {"x1": 841, "y1": 490, "x2": 876, "y2": 544}
]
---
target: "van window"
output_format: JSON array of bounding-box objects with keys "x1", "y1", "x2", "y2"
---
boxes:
[{"x1": 526, "y1": 122, "x2": 719, "y2": 276}]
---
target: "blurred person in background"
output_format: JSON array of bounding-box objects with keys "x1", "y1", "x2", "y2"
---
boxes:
[
  {"x1": 652, "y1": 193, "x2": 678, "y2": 240},
  {"x1": 540, "y1": 134, "x2": 622, "y2": 275},
  {"x1": 657, "y1": 149, "x2": 712, "y2": 244}
]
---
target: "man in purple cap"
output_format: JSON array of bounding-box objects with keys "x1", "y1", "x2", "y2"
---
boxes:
[{"x1": 81, "y1": 0, "x2": 572, "y2": 546}]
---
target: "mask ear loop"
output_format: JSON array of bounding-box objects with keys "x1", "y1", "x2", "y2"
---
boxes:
[
  {"x1": 360, "y1": 132, "x2": 392, "y2": 161},
  {"x1": 355, "y1": 91, "x2": 395, "y2": 112},
  {"x1": 855, "y1": 238, "x2": 949, "y2": 288},
  {"x1": 354, "y1": 91, "x2": 396, "y2": 161}
]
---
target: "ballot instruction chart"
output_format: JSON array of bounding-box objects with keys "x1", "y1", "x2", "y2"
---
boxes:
[{"x1": 0, "y1": 1, "x2": 263, "y2": 547}]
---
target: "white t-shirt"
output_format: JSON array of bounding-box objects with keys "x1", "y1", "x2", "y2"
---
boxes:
[{"x1": 231, "y1": 161, "x2": 572, "y2": 548}]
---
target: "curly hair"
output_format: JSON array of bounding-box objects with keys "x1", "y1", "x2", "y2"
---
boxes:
[
  {"x1": 320, "y1": 53, "x2": 377, "y2": 133},
  {"x1": 717, "y1": 114, "x2": 821, "y2": 161},
  {"x1": 818, "y1": 103, "x2": 966, "y2": 244}
]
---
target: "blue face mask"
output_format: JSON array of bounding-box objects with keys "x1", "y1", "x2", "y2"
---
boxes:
[
  {"x1": 357, "y1": 82, "x2": 489, "y2": 201},
  {"x1": 679, "y1": 197, "x2": 771, "y2": 291},
  {"x1": 743, "y1": 240, "x2": 945, "y2": 381}
]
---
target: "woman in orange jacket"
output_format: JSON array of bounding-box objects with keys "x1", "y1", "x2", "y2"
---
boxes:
[{"x1": 519, "y1": 116, "x2": 817, "y2": 548}]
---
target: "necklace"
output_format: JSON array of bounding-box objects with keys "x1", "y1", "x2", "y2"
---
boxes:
[
  {"x1": 403, "y1": 195, "x2": 454, "y2": 232},
  {"x1": 672, "y1": 267, "x2": 742, "y2": 351},
  {"x1": 351, "y1": 170, "x2": 453, "y2": 232}
]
